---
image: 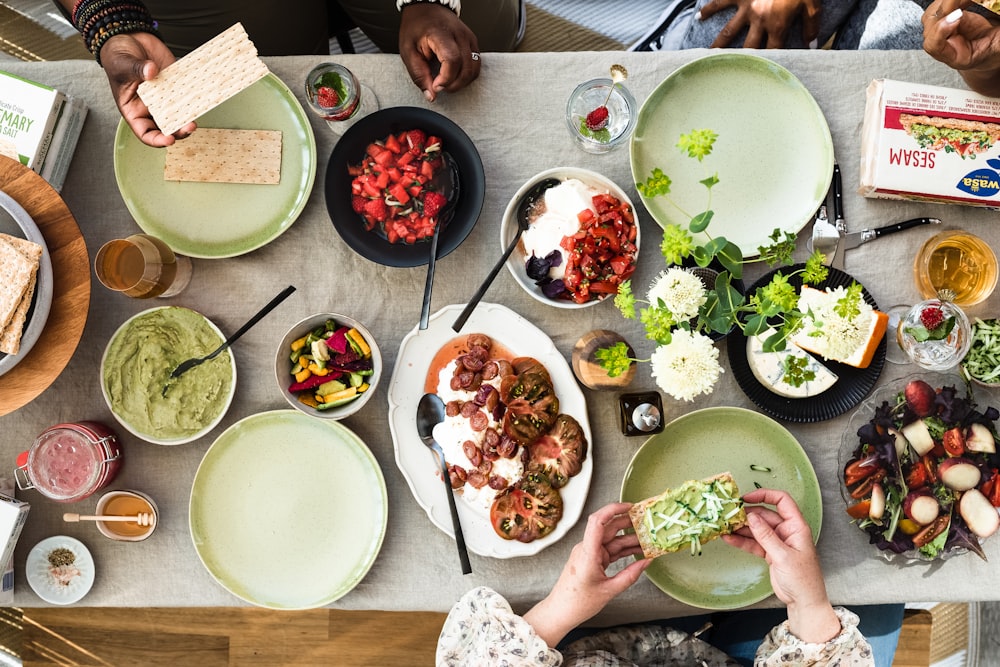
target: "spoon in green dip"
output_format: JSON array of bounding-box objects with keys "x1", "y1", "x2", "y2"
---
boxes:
[{"x1": 162, "y1": 285, "x2": 296, "y2": 396}]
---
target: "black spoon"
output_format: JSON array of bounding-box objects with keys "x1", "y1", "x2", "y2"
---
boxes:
[
  {"x1": 451, "y1": 177, "x2": 560, "y2": 332},
  {"x1": 416, "y1": 392, "x2": 472, "y2": 574},
  {"x1": 419, "y1": 152, "x2": 459, "y2": 330}
]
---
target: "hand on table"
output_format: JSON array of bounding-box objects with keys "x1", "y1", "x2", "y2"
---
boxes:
[
  {"x1": 722, "y1": 488, "x2": 841, "y2": 644},
  {"x1": 398, "y1": 3, "x2": 481, "y2": 102},
  {"x1": 698, "y1": 0, "x2": 822, "y2": 48},
  {"x1": 923, "y1": 0, "x2": 1000, "y2": 97},
  {"x1": 523, "y1": 502, "x2": 651, "y2": 648},
  {"x1": 100, "y1": 33, "x2": 197, "y2": 148}
]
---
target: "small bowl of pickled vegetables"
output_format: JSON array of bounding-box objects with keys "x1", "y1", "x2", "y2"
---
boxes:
[
  {"x1": 962, "y1": 317, "x2": 1000, "y2": 388},
  {"x1": 275, "y1": 313, "x2": 381, "y2": 420}
]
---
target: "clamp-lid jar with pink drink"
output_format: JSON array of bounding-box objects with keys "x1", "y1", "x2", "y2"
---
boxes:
[{"x1": 15, "y1": 422, "x2": 122, "y2": 502}]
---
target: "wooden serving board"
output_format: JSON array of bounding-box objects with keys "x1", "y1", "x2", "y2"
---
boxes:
[{"x1": 0, "y1": 158, "x2": 89, "y2": 416}]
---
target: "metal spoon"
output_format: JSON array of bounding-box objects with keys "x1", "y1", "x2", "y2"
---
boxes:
[
  {"x1": 452, "y1": 177, "x2": 560, "y2": 332},
  {"x1": 416, "y1": 393, "x2": 472, "y2": 574},
  {"x1": 419, "y1": 152, "x2": 459, "y2": 330},
  {"x1": 162, "y1": 285, "x2": 296, "y2": 396}
]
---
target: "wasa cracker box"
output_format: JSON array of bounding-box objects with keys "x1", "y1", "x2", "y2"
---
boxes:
[{"x1": 860, "y1": 79, "x2": 1000, "y2": 208}]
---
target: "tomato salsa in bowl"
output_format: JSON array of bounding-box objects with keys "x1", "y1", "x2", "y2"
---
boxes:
[{"x1": 502, "y1": 168, "x2": 639, "y2": 309}]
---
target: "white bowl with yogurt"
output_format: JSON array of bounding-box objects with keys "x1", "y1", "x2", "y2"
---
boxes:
[{"x1": 501, "y1": 168, "x2": 639, "y2": 309}]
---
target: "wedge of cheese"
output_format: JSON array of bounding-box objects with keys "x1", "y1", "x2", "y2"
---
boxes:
[
  {"x1": 791, "y1": 285, "x2": 888, "y2": 368},
  {"x1": 747, "y1": 328, "x2": 838, "y2": 398}
]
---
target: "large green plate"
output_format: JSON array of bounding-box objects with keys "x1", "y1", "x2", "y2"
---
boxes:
[
  {"x1": 629, "y1": 53, "x2": 833, "y2": 256},
  {"x1": 620, "y1": 406, "x2": 822, "y2": 610},
  {"x1": 114, "y1": 73, "x2": 316, "y2": 258},
  {"x1": 190, "y1": 410, "x2": 387, "y2": 609}
]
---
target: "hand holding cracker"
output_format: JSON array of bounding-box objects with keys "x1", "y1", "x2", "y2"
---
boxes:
[
  {"x1": 521, "y1": 503, "x2": 649, "y2": 647},
  {"x1": 100, "y1": 31, "x2": 195, "y2": 148},
  {"x1": 722, "y1": 488, "x2": 841, "y2": 644}
]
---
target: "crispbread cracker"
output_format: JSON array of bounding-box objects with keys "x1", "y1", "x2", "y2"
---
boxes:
[
  {"x1": 0, "y1": 233, "x2": 42, "y2": 355},
  {"x1": 0, "y1": 235, "x2": 36, "y2": 334},
  {"x1": 137, "y1": 23, "x2": 270, "y2": 136},
  {"x1": 628, "y1": 472, "x2": 747, "y2": 559},
  {"x1": 164, "y1": 128, "x2": 282, "y2": 184}
]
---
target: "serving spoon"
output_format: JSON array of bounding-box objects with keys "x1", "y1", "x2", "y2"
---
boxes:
[
  {"x1": 451, "y1": 177, "x2": 560, "y2": 332},
  {"x1": 419, "y1": 152, "x2": 460, "y2": 330},
  {"x1": 416, "y1": 393, "x2": 472, "y2": 574},
  {"x1": 162, "y1": 285, "x2": 296, "y2": 396}
]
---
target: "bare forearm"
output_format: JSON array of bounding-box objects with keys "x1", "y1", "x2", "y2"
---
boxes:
[
  {"x1": 786, "y1": 599, "x2": 842, "y2": 644},
  {"x1": 521, "y1": 595, "x2": 579, "y2": 648}
]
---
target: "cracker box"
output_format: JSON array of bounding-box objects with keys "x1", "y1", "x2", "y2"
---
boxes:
[
  {"x1": 860, "y1": 79, "x2": 1000, "y2": 208},
  {"x1": 0, "y1": 491, "x2": 28, "y2": 602}
]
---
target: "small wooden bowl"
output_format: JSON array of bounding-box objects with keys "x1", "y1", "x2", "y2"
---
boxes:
[{"x1": 571, "y1": 330, "x2": 636, "y2": 390}]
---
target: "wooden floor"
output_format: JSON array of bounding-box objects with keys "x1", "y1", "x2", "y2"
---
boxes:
[
  {"x1": 21, "y1": 608, "x2": 447, "y2": 666},
  {"x1": 9, "y1": 605, "x2": 946, "y2": 666}
]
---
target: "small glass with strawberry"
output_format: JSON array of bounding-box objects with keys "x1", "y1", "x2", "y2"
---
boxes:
[
  {"x1": 566, "y1": 64, "x2": 636, "y2": 154},
  {"x1": 305, "y1": 63, "x2": 379, "y2": 133},
  {"x1": 894, "y1": 296, "x2": 972, "y2": 371}
]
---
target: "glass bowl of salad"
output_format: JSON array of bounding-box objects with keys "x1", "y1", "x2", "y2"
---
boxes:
[
  {"x1": 839, "y1": 372, "x2": 1000, "y2": 563},
  {"x1": 501, "y1": 168, "x2": 640, "y2": 309},
  {"x1": 275, "y1": 313, "x2": 381, "y2": 420}
]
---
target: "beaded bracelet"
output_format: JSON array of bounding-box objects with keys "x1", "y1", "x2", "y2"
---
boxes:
[
  {"x1": 71, "y1": 0, "x2": 158, "y2": 66},
  {"x1": 396, "y1": 0, "x2": 462, "y2": 16}
]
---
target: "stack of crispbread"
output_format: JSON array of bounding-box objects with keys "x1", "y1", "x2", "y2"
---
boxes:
[{"x1": 0, "y1": 233, "x2": 42, "y2": 355}]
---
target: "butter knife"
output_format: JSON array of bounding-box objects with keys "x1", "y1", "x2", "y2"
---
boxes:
[
  {"x1": 839, "y1": 217, "x2": 942, "y2": 252},
  {"x1": 831, "y1": 164, "x2": 846, "y2": 270}
]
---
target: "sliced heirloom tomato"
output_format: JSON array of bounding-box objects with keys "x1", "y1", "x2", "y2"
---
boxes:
[
  {"x1": 500, "y1": 357, "x2": 559, "y2": 446},
  {"x1": 490, "y1": 472, "x2": 564, "y2": 542},
  {"x1": 528, "y1": 414, "x2": 588, "y2": 488}
]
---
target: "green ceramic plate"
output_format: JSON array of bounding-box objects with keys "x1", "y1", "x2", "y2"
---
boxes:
[
  {"x1": 190, "y1": 410, "x2": 387, "y2": 609},
  {"x1": 620, "y1": 406, "x2": 822, "y2": 610},
  {"x1": 114, "y1": 74, "x2": 317, "y2": 259},
  {"x1": 629, "y1": 53, "x2": 833, "y2": 256}
]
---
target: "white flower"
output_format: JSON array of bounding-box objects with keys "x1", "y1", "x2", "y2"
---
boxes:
[
  {"x1": 646, "y1": 268, "x2": 706, "y2": 322},
  {"x1": 649, "y1": 329, "x2": 723, "y2": 402}
]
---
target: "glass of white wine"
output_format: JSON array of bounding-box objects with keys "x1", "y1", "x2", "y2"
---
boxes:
[{"x1": 914, "y1": 230, "x2": 998, "y2": 307}]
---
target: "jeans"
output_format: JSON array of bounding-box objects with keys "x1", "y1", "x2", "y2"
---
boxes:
[{"x1": 667, "y1": 604, "x2": 905, "y2": 667}]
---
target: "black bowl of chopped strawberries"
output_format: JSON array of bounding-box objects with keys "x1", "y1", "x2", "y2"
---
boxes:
[{"x1": 325, "y1": 107, "x2": 485, "y2": 267}]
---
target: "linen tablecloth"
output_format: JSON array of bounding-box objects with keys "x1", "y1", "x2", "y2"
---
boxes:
[{"x1": 2, "y1": 50, "x2": 999, "y2": 624}]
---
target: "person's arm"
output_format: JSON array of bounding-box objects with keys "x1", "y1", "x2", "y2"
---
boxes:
[
  {"x1": 697, "y1": 0, "x2": 822, "y2": 48},
  {"x1": 57, "y1": 0, "x2": 194, "y2": 147},
  {"x1": 397, "y1": 0, "x2": 481, "y2": 102},
  {"x1": 436, "y1": 503, "x2": 650, "y2": 663},
  {"x1": 923, "y1": 0, "x2": 1000, "y2": 97},
  {"x1": 522, "y1": 503, "x2": 651, "y2": 646},
  {"x1": 721, "y1": 488, "x2": 840, "y2": 643}
]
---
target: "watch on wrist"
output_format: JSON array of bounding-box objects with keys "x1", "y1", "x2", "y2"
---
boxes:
[{"x1": 396, "y1": 0, "x2": 462, "y2": 16}]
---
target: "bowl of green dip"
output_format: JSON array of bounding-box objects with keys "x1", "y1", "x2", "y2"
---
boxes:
[{"x1": 101, "y1": 306, "x2": 237, "y2": 445}]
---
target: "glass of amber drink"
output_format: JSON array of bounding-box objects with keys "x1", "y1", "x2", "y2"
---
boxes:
[
  {"x1": 94, "y1": 234, "x2": 192, "y2": 299},
  {"x1": 914, "y1": 230, "x2": 997, "y2": 307}
]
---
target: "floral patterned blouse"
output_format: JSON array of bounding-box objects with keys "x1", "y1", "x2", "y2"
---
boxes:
[{"x1": 437, "y1": 587, "x2": 875, "y2": 666}]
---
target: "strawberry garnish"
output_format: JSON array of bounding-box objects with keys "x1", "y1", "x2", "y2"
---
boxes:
[
  {"x1": 920, "y1": 306, "x2": 946, "y2": 330},
  {"x1": 363, "y1": 198, "x2": 388, "y2": 224},
  {"x1": 585, "y1": 106, "x2": 609, "y2": 131},
  {"x1": 351, "y1": 195, "x2": 367, "y2": 214},
  {"x1": 423, "y1": 191, "x2": 447, "y2": 217},
  {"x1": 316, "y1": 86, "x2": 339, "y2": 108}
]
